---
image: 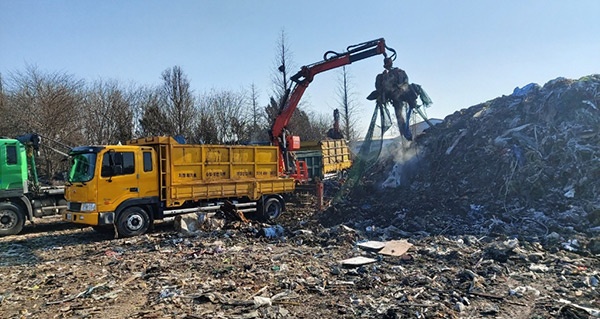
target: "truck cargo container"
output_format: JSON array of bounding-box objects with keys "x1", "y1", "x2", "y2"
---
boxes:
[
  {"x1": 63, "y1": 136, "x2": 295, "y2": 237},
  {"x1": 295, "y1": 139, "x2": 352, "y2": 181}
]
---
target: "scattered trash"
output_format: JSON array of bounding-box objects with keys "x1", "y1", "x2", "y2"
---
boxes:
[
  {"x1": 256, "y1": 225, "x2": 285, "y2": 239},
  {"x1": 355, "y1": 241, "x2": 382, "y2": 252},
  {"x1": 558, "y1": 298, "x2": 600, "y2": 317},
  {"x1": 340, "y1": 256, "x2": 378, "y2": 267},
  {"x1": 528, "y1": 263, "x2": 550, "y2": 272},
  {"x1": 253, "y1": 296, "x2": 272, "y2": 307},
  {"x1": 173, "y1": 212, "x2": 217, "y2": 235},
  {"x1": 509, "y1": 285, "x2": 540, "y2": 297},
  {"x1": 562, "y1": 239, "x2": 580, "y2": 252},
  {"x1": 378, "y1": 240, "x2": 413, "y2": 256}
]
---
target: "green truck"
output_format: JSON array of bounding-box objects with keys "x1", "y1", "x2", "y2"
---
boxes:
[{"x1": 0, "y1": 134, "x2": 67, "y2": 236}]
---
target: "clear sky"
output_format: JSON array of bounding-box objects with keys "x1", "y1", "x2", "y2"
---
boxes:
[{"x1": 2, "y1": 1, "x2": 599, "y2": 135}]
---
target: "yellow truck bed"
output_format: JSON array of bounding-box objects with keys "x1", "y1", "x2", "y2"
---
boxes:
[
  {"x1": 297, "y1": 139, "x2": 352, "y2": 180},
  {"x1": 127, "y1": 137, "x2": 295, "y2": 206}
]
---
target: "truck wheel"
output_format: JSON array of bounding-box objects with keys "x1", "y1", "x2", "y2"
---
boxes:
[
  {"x1": 259, "y1": 198, "x2": 283, "y2": 222},
  {"x1": 116, "y1": 207, "x2": 150, "y2": 237},
  {"x1": 0, "y1": 202, "x2": 25, "y2": 236}
]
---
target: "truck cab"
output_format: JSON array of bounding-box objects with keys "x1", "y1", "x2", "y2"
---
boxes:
[
  {"x1": 0, "y1": 138, "x2": 29, "y2": 195},
  {"x1": 66, "y1": 145, "x2": 159, "y2": 235},
  {"x1": 1, "y1": 136, "x2": 67, "y2": 236}
]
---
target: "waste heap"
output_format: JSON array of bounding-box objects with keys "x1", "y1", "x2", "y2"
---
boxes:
[{"x1": 326, "y1": 75, "x2": 600, "y2": 247}]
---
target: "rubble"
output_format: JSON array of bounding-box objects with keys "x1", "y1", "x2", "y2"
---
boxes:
[
  {"x1": 1, "y1": 211, "x2": 598, "y2": 318},
  {"x1": 1, "y1": 75, "x2": 599, "y2": 318},
  {"x1": 325, "y1": 75, "x2": 600, "y2": 246}
]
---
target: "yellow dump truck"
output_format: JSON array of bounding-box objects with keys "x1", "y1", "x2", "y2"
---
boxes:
[
  {"x1": 296, "y1": 139, "x2": 352, "y2": 181},
  {"x1": 63, "y1": 136, "x2": 295, "y2": 236}
]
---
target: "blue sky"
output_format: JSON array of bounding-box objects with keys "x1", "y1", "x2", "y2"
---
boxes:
[{"x1": 2, "y1": 1, "x2": 599, "y2": 134}]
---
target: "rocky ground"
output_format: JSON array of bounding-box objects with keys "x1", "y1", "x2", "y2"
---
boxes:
[
  {"x1": 0, "y1": 195, "x2": 597, "y2": 319},
  {"x1": 1, "y1": 75, "x2": 599, "y2": 319}
]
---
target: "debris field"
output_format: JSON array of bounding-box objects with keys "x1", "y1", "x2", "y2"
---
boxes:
[{"x1": 1, "y1": 75, "x2": 599, "y2": 319}]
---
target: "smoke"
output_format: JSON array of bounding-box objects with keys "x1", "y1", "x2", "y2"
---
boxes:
[{"x1": 380, "y1": 138, "x2": 420, "y2": 188}]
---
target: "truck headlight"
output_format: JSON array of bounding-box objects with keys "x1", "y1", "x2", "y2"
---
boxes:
[{"x1": 81, "y1": 203, "x2": 96, "y2": 212}]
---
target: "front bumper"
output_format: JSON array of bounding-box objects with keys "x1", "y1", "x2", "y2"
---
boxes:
[{"x1": 63, "y1": 211, "x2": 115, "y2": 226}]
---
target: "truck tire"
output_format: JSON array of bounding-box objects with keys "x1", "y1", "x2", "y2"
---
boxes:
[
  {"x1": 116, "y1": 206, "x2": 150, "y2": 237},
  {"x1": 0, "y1": 202, "x2": 25, "y2": 236},
  {"x1": 259, "y1": 198, "x2": 283, "y2": 222}
]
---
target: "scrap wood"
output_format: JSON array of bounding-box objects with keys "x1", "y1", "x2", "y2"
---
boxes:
[
  {"x1": 121, "y1": 272, "x2": 144, "y2": 286},
  {"x1": 356, "y1": 240, "x2": 413, "y2": 256},
  {"x1": 329, "y1": 280, "x2": 355, "y2": 286},
  {"x1": 221, "y1": 200, "x2": 249, "y2": 223},
  {"x1": 190, "y1": 291, "x2": 295, "y2": 309},
  {"x1": 192, "y1": 292, "x2": 254, "y2": 306},
  {"x1": 396, "y1": 303, "x2": 439, "y2": 309},
  {"x1": 272, "y1": 300, "x2": 301, "y2": 306},
  {"x1": 248, "y1": 285, "x2": 269, "y2": 298},
  {"x1": 357, "y1": 240, "x2": 386, "y2": 251},
  {"x1": 379, "y1": 240, "x2": 413, "y2": 256},
  {"x1": 468, "y1": 291, "x2": 527, "y2": 307},
  {"x1": 93, "y1": 289, "x2": 123, "y2": 300},
  {"x1": 46, "y1": 282, "x2": 109, "y2": 305},
  {"x1": 340, "y1": 256, "x2": 377, "y2": 267},
  {"x1": 446, "y1": 129, "x2": 468, "y2": 155},
  {"x1": 468, "y1": 290, "x2": 504, "y2": 300}
]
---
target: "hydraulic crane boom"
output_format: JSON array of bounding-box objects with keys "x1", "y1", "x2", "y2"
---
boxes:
[{"x1": 271, "y1": 38, "x2": 397, "y2": 180}]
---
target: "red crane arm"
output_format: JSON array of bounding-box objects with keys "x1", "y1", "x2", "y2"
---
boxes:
[{"x1": 270, "y1": 38, "x2": 395, "y2": 143}]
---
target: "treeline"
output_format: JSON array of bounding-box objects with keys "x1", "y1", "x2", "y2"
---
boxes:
[{"x1": 0, "y1": 65, "x2": 337, "y2": 179}]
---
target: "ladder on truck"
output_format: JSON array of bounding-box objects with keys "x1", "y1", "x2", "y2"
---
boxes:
[{"x1": 159, "y1": 144, "x2": 169, "y2": 201}]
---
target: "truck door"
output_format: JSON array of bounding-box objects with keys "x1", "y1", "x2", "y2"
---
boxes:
[
  {"x1": 98, "y1": 150, "x2": 139, "y2": 210},
  {"x1": 98, "y1": 149, "x2": 159, "y2": 211},
  {"x1": 0, "y1": 141, "x2": 28, "y2": 192},
  {"x1": 137, "y1": 148, "x2": 158, "y2": 198}
]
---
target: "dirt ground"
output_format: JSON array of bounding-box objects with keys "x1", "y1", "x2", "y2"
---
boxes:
[{"x1": 0, "y1": 196, "x2": 598, "y2": 319}]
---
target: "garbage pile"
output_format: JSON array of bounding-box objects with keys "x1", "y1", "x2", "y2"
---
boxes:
[{"x1": 324, "y1": 75, "x2": 600, "y2": 249}]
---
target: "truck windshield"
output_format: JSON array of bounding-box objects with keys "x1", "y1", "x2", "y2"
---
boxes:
[{"x1": 69, "y1": 153, "x2": 97, "y2": 183}]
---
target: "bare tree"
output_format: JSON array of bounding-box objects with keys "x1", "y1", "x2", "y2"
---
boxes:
[
  {"x1": 267, "y1": 30, "x2": 323, "y2": 142},
  {"x1": 248, "y1": 83, "x2": 268, "y2": 142},
  {"x1": 0, "y1": 73, "x2": 4, "y2": 109},
  {"x1": 4, "y1": 66, "x2": 85, "y2": 141},
  {"x1": 265, "y1": 96, "x2": 326, "y2": 142},
  {"x1": 137, "y1": 87, "x2": 174, "y2": 137},
  {"x1": 305, "y1": 111, "x2": 330, "y2": 142},
  {"x1": 337, "y1": 66, "x2": 361, "y2": 141},
  {"x1": 160, "y1": 66, "x2": 196, "y2": 139},
  {"x1": 271, "y1": 29, "x2": 293, "y2": 106},
  {"x1": 196, "y1": 89, "x2": 250, "y2": 144},
  {"x1": 125, "y1": 84, "x2": 150, "y2": 137},
  {"x1": 2, "y1": 66, "x2": 85, "y2": 178},
  {"x1": 192, "y1": 106, "x2": 219, "y2": 144},
  {"x1": 0, "y1": 73, "x2": 6, "y2": 132},
  {"x1": 81, "y1": 80, "x2": 134, "y2": 144}
]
